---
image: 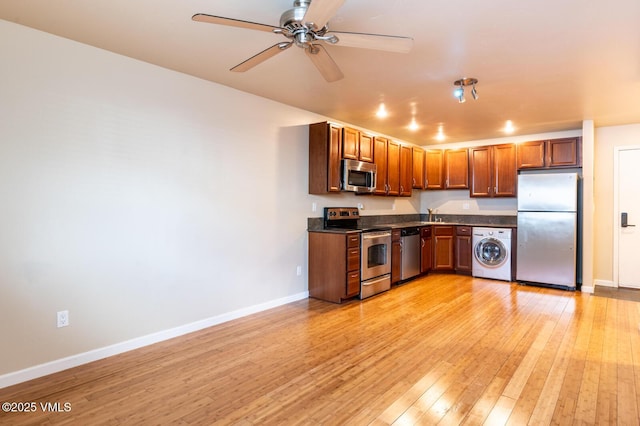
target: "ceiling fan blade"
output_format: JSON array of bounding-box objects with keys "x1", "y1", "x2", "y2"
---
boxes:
[
  {"x1": 305, "y1": 44, "x2": 344, "y2": 82},
  {"x1": 303, "y1": 0, "x2": 345, "y2": 31},
  {"x1": 192, "y1": 13, "x2": 281, "y2": 33},
  {"x1": 329, "y1": 31, "x2": 414, "y2": 53},
  {"x1": 231, "y1": 42, "x2": 293, "y2": 72}
]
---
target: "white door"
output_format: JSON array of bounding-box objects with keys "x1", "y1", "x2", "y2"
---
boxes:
[{"x1": 617, "y1": 148, "x2": 640, "y2": 288}]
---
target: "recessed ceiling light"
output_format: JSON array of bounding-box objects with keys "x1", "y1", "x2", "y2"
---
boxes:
[
  {"x1": 436, "y1": 125, "x2": 446, "y2": 141},
  {"x1": 408, "y1": 117, "x2": 419, "y2": 131},
  {"x1": 504, "y1": 120, "x2": 515, "y2": 133},
  {"x1": 376, "y1": 103, "x2": 388, "y2": 118}
]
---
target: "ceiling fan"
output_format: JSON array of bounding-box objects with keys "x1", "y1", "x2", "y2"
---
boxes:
[{"x1": 192, "y1": 0, "x2": 413, "y2": 82}]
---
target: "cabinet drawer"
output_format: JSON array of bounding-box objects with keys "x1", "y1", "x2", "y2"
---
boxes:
[
  {"x1": 347, "y1": 234, "x2": 360, "y2": 248},
  {"x1": 347, "y1": 248, "x2": 360, "y2": 271},
  {"x1": 420, "y1": 226, "x2": 432, "y2": 238},
  {"x1": 346, "y1": 271, "x2": 360, "y2": 296},
  {"x1": 433, "y1": 225, "x2": 454, "y2": 236},
  {"x1": 456, "y1": 226, "x2": 472, "y2": 236}
]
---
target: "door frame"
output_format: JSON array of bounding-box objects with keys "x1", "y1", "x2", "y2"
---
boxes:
[{"x1": 612, "y1": 145, "x2": 640, "y2": 287}]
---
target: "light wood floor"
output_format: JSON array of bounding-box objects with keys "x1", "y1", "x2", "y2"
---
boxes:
[{"x1": 2, "y1": 274, "x2": 640, "y2": 425}]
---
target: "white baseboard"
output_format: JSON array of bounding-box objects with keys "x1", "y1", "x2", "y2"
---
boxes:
[
  {"x1": 0, "y1": 291, "x2": 309, "y2": 390},
  {"x1": 581, "y1": 285, "x2": 595, "y2": 294}
]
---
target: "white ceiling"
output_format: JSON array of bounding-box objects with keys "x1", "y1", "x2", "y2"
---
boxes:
[{"x1": 2, "y1": 0, "x2": 639, "y2": 144}]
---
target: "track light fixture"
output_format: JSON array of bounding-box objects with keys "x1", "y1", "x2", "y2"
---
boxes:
[{"x1": 453, "y1": 78, "x2": 478, "y2": 103}]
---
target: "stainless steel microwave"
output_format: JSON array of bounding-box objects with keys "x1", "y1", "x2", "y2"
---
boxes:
[{"x1": 342, "y1": 159, "x2": 376, "y2": 193}]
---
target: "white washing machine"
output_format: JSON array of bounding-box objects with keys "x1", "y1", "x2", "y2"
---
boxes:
[{"x1": 472, "y1": 227, "x2": 512, "y2": 281}]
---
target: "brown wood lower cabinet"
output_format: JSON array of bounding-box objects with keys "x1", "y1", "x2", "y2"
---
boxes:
[
  {"x1": 432, "y1": 225, "x2": 455, "y2": 271},
  {"x1": 420, "y1": 226, "x2": 432, "y2": 273},
  {"x1": 391, "y1": 229, "x2": 402, "y2": 284},
  {"x1": 455, "y1": 226, "x2": 473, "y2": 274},
  {"x1": 308, "y1": 231, "x2": 360, "y2": 303}
]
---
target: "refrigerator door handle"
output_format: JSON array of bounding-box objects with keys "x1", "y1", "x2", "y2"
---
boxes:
[{"x1": 621, "y1": 212, "x2": 636, "y2": 227}]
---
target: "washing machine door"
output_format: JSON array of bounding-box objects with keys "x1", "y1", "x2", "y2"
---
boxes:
[{"x1": 475, "y1": 237, "x2": 507, "y2": 267}]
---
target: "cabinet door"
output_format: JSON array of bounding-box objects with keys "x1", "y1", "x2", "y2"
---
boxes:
[
  {"x1": 342, "y1": 127, "x2": 359, "y2": 160},
  {"x1": 400, "y1": 145, "x2": 413, "y2": 196},
  {"x1": 345, "y1": 235, "x2": 360, "y2": 297},
  {"x1": 328, "y1": 125, "x2": 342, "y2": 192},
  {"x1": 455, "y1": 226, "x2": 472, "y2": 274},
  {"x1": 493, "y1": 143, "x2": 517, "y2": 197},
  {"x1": 373, "y1": 137, "x2": 388, "y2": 195},
  {"x1": 517, "y1": 140, "x2": 545, "y2": 169},
  {"x1": 547, "y1": 137, "x2": 580, "y2": 167},
  {"x1": 444, "y1": 149, "x2": 469, "y2": 189},
  {"x1": 391, "y1": 240, "x2": 402, "y2": 284},
  {"x1": 387, "y1": 140, "x2": 401, "y2": 196},
  {"x1": 455, "y1": 235, "x2": 472, "y2": 273},
  {"x1": 433, "y1": 226, "x2": 455, "y2": 271},
  {"x1": 359, "y1": 133, "x2": 374, "y2": 162},
  {"x1": 412, "y1": 147, "x2": 425, "y2": 189},
  {"x1": 420, "y1": 227, "x2": 432, "y2": 273},
  {"x1": 309, "y1": 122, "x2": 342, "y2": 194},
  {"x1": 425, "y1": 150, "x2": 444, "y2": 189},
  {"x1": 469, "y1": 146, "x2": 492, "y2": 197}
]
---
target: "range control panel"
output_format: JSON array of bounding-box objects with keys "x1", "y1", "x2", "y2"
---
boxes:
[{"x1": 324, "y1": 207, "x2": 360, "y2": 221}]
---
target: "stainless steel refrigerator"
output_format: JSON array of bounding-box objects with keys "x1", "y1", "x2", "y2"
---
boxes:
[{"x1": 517, "y1": 172, "x2": 579, "y2": 289}]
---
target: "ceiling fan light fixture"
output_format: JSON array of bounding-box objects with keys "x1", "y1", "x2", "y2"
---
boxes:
[{"x1": 471, "y1": 84, "x2": 478, "y2": 100}]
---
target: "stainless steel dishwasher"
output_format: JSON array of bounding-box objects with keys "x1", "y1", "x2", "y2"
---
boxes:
[{"x1": 400, "y1": 227, "x2": 421, "y2": 280}]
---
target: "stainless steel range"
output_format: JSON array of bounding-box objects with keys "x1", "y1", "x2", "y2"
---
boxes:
[{"x1": 324, "y1": 207, "x2": 391, "y2": 299}]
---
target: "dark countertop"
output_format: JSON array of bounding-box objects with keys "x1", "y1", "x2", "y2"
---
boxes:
[
  {"x1": 308, "y1": 221, "x2": 516, "y2": 233},
  {"x1": 308, "y1": 213, "x2": 517, "y2": 232}
]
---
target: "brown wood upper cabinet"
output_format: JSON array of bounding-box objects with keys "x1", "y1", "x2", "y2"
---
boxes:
[
  {"x1": 400, "y1": 145, "x2": 413, "y2": 196},
  {"x1": 469, "y1": 144, "x2": 517, "y2": 198},
  {"x1": 425, "y1": 149, "x2": 445, "y2": 189},
  {"x1": 517, "y1": 137, "x2": 582, "y2": 169},
  {"x1": 386, "y1": 140, "x2": 401, "y2": 196},
  {"x1": 343, "y1": 127, "x2": 374, "y2": 163},
  {"x1": 444, "y1": 149, "x2": 469, "y2": 189},
  {"x1": 372, "y1": 136, "x2": 389, "y2": 195},
  {"x1": 412, "y1": 147, "x2": 425, "y2": 189},
  {"x1": 372, "y1": 138, "x2": 410, "y2": 197},
  {"x1": 308, "y1": 121, "x2": 342, "y2": 194}
]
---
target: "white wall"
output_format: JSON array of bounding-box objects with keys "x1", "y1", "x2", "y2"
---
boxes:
[
  {"x1": 593, "y1": 123, "x2": 640, "y2": 285},
  {"x1": 0, "y1": 20, "x2": 424, "y2": 383}
]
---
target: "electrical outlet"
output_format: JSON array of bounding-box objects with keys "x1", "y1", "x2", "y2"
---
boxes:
[
  {"x1": 463, "y1": 202, "x2": 470, "y2": 210},
  {"x1": 57, "y1": 310, "x2": 69, "y2": 328},
  {"x1": 312, "y1": 202, "x2": 317, "y2": 212},
  {"x1": 296, "y1": 265, "x2": 302, "y2": 276}
]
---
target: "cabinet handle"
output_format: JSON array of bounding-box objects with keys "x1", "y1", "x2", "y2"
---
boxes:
[
  {"x1": 494, "y1": 185, "x2": 498, "y2": 193},
  {"x1": 412, "y1": 178, "x2": 416, "y2": 186},
  {"x1": 425, "y1": 179, "x2": 428, "y2": 187},
  {"x1": 421, "y1": 238, "x2": 425, "y2": 248},
  {"x1": 488, "y1": 187, "x2": 490, "y2": 194},
  {"x1": 400, "y1": 185, "x2": 404, "y2": 193}
]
